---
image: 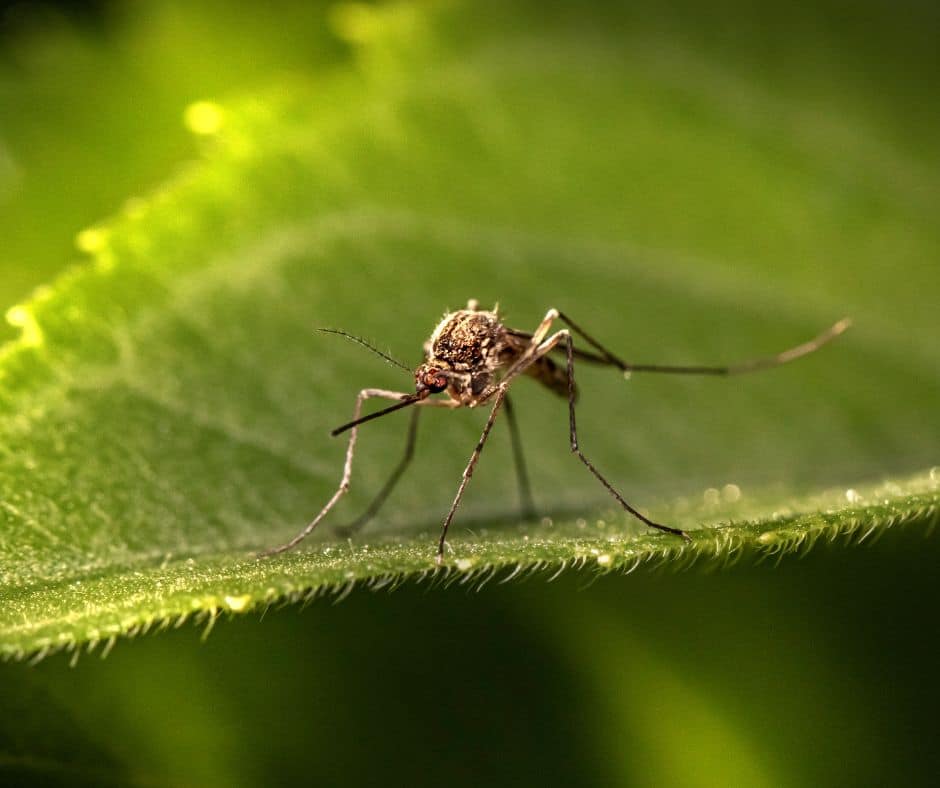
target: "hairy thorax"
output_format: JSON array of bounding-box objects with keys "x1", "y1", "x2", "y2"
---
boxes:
[
  {"x1": 422, "y1": 306, "x2": 571, "y2": 404},
  {"x1": 426, "y1": 310, "x2": 506, "y2": 371},
  {"x1": 422, "y1": 309, "x2": 516, "y2": 405}
]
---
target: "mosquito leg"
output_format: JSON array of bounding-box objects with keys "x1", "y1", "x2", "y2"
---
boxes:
[
  {"x1": 554, "y1": 311, "x2": 851, "y2": 376},
  {"x1": 504, "y1": 394, "x2": 536, "y2": 519},
  {"x1": 437, "y1": 387, "x2": 508, "y2": 563},
  {"x1": 552, "y1": 311, "x2": 629, "y2": 369},
  {"x1": 501, "y1": 308, "x2": 560, "y2": 383},
  {"x1": 258, "y1": 388, "x2": 412, "y2": 557},
  {"x1": 510, "y1": 329, "x2": 691, "y2": 542},
  {"x1": 335, "y1": 407, "x2": 421, "y2": 538},
  {"x1": 557, "y1": 330, "x2": 691, "y2": 541}
]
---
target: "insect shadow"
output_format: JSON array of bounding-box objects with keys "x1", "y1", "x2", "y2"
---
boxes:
[{"x1": 259, "y1": 299, "x2": 850, "y2": 564}]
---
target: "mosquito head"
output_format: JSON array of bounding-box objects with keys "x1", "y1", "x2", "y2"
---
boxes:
[{"x1": 415, "y1": 363, "x2": 449, "y2": 394}]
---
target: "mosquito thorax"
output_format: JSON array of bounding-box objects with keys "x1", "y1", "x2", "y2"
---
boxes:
[{"x1": 426, "y1": 308, "x2": 504, "y2": 373}]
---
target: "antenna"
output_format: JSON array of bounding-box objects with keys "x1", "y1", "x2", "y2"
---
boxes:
[{"x1": 317, "y1": 328, "x2": 410, "y2": 372}]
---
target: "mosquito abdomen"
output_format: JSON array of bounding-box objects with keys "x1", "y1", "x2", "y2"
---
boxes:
[{"x1": 526, "y1": 355, "x2": 576, "y2": 401}]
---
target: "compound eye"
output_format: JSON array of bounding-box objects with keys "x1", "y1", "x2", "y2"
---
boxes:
[{"x1": 423, "y1": 368, "x2": 447, "y2": 393}]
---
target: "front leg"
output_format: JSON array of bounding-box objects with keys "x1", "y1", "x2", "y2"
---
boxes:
[
  {"x1": 332, "y1": 395, "x2": 462, "y2": 537},
  {"x1": 334, "y1": 407, "x2": 422, "y2": 538},
  {"x1": 436, "y1": 387, "x2": 508, "y2": 563},
  {"x1": 258, "y1": 388, "x2": 414, "y2": 557}
]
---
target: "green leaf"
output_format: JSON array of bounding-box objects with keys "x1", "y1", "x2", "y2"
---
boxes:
[{"x1": 2, "y1": 1, "x2": 939, "y2": 660}]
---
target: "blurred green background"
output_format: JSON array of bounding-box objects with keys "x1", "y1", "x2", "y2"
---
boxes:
[{"x1": 1, "y1": 1, "x2": 938, "y2": 786}]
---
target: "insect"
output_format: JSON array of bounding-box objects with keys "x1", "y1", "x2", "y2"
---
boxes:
[{"x1": 260, "y1": 300, "x2": 851, "y2": 564}]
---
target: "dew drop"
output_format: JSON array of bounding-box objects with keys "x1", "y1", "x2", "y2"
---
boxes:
[
  {"x1": 703, "y1": 488, "x2": 720, "y2": 506},
  {"x1": 845, "y1": 488, "x2": 861, "y2": 504},
  {"x1": 722, "y1": 483, "x2": 742, "y2": 503},
  {"x1": 596, "y1": 554, "x2": 612, "y2": 566},
  {"x1": 224, "y1": 594, "x2": 251, "y2": 612},
  {"x1": 5, "y1": 305, "x2": 43, "y2": 346},
  {"x1": 75, "y1": 227, "x2": 108, "y2": 254},
  {"x1": 184, "y1": 100, "x2": 225, "y2": 136}
]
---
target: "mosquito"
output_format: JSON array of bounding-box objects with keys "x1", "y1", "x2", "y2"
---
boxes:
[{"x1": 259, "y1": 299, "x2": 851, "y2": 564}]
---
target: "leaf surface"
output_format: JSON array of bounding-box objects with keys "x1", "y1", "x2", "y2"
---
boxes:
[{"x1": 1, "y1": 2, "x2": 938, "y2": 659}]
